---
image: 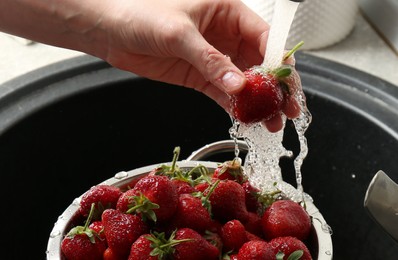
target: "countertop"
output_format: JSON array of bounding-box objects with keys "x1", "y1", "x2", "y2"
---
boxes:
[{"x1": 1, "y1": 13, "x2": 397, "y2": 87}]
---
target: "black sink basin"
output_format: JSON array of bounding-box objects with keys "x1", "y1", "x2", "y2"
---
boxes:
[{"x1": 0, "y1": 53, "x2": 397, "y2": 259}]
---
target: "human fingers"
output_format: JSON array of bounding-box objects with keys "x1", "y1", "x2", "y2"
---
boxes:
[
  {"x1": 174, "y1": 1, "x2": 269, "y2": 95},
  {"x1": 175, "y1": 27, "x2": 247, "y2": 95},
  {"x1": 283, "y1": 95, "x2": 301, "y2": 119},
  {"x1": 262, "y1": 114, "x2": 284, "y2": 133}
]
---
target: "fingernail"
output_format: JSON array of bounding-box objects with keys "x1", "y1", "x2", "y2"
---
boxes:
[{"x1": 222, "y1": 71, "x2": 244, "y2": 93}]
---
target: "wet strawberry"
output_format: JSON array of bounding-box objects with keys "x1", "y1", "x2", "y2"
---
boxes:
[
  {"x1": 220, "y1": 220, "x2": 248, "y2": 252},
  {"x1": 128, "y1": 234, "x2": 161, "y2": 260},
  {"x1": 213, "y1": 158, "x2": 246, "y2": 183},
  {"x1": 61, "y1": 204, "x2": 107, "y2": 260},
  {"x1": 170, "y1": 193, "x2": 219, "y2": 233},
  {"x1": 243, "y1": 212, "x2": 263, "y2": 238},
  {"x1": 204, "y1": 231, "x2": 223, "y2": 253},
  {"x1": 269, "y1": 236, "x2": 312, "y2": 260},
  {"x1": 117, "y1": 175, "x2": 178, "y2": 223},
  {"x1": 204, "y1": 179, "x2": 249, "y2": 223},
  {"x1": 89, "y1": 221, "x2": 106, "y2": 243},
  {"x1": 128, "y1": 231, "x2": 192, "y2": 260},
  {"x1": 102, "y1": 209, "x2": 149, "y2": 258},
  {"x1": 237, "y1": 240, "x2": 274, "y2": 260},
  {"x1": 231, "y1": 42, "x2": 304, "y2": 127},
  {"x1": 79, "y1": 185, "x2": 122, "y2": 219},
  {"x1": 242, "y1": 181, "x2": 261, "y2": 212},
  {"x1": 261, "y1": 199, "x2": 311, "y2": 241},
  {"x1": 173, "y1": 228, "x2": 220, "y2": 260},
  {"x1": 61, "y1": 231, "x2": 107, "y2": 260},
  {"x1": 171, "y1": 179, "x2": 197, "y2": 195},
  {"x1": 229, "y1": 255, "x2": 239, "y2": 260},
  {"x1": 103, "y1": 247, "x2": 124, "y2": 260},
  {"x1": 194, "y1": 181, "x2": 210, "y2": 193},
  {"x1": 232, "y1": 68, "x2": 285, "y2": 124}
]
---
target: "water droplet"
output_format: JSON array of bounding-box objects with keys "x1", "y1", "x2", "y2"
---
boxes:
[
  {"x1": 322, "y1": 223, "x2": 333, "y2": 235},
  {"x1": 114, "y1": 171, "x2": 128, "y2": 179},
  {"x1": 351, "y1": 174, "x2": 356, "y2": 179},
  {"x1": 50, "y1": 230, "x2": 61, "y2": 238},
  {"x1": 325, "y1": 250, "x2": 332, "y2": 255}
]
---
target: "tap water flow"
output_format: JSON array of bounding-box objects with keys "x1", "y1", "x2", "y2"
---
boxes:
[{"x1": 263, "y1": 0, "x2": 300, "y2": 69}]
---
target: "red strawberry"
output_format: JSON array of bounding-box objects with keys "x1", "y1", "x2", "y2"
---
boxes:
[
  {"x1": 116, "y1": 189, "x2": 142, "y2": 213},
  {"x1": 89, "y1": 221, "x2": 106, "y2": 243},
  {"x1": 170, "y1": 193, "x2": 218, "y2": 233},
  {"x1": 102, "y1": 209, "x2": 149, "y2": 258},
  {"x1": 261, "y1": 199, "x2": 311, "y2": 241},
  {"x1": 61, "y1": 204, "x2": 107, "y2": 260},
  {"x1": 61, "y1": 231, "x2": 107, "y2": 260},
  {"x1": 128, "y1": 234, "x2": 160, "y2": 260},
  {"x1": 117, "y1": 175, "x2": 178, "y2": 223},
  {"x1": 213, "y1": 159, "x2": 246, "y2": 183},
  {"x1": 204, "y1": 179, "x2": 249, "y2": 223},
  {"x1": 231, "y1": 67, "x2": 286, "y2": 124},
  {"x1": 79, "y1": 185, "x2": 122, "y2": 219},
  {"x1": 243, "y1": 212, "x2": 263, "y2": 238},
  {"x1": 269, "y1": 236, "x2": 312, "y2": 260},
  {"x1": 229, "y1": 255, "x2": 239, "y2": 260},
  {"x1": 237, "y1": 240, "x2": 274, "y2": 260},
  {"x1": 194, "y1": 181, "x2": 210, "y2": 193},
  {"x1": 220, "y1": 220, "x2": 248, "y2": 252},
  {"x1": 231, "y1": 42, "x2": 304, "y2": 126},
  {"x1": 204, "y1": 231, "x2": 223, "y2": 253},
  {"x1": 103, "y1": 247, "x2": 124, "y2": 260},
  {"x1": 242, "y1": 181, "x2": 261, "y2": 212},
  {"x1": 171, "y1": 179, "x2": 197, "y2": 195},
  {"x1": 173, "y1": 228, "x2": 220, "y2": 260},
  {"x1": 128, "y1": 231, "x2": 193, "y2": 260}
]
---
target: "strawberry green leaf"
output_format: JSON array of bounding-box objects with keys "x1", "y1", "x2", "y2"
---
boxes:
[
  {"x1": 126, "y1": 193, "x2": 160, "y2": 222},
  {"x1": 274, "y1": 66, "x2": 292, "y2": 78},
  {"x1": 287, "y1": 250, "x2": 304, "y2": 260},
  {"x1": 276, "y1": 252, "x2": 285, "y2": 260}
]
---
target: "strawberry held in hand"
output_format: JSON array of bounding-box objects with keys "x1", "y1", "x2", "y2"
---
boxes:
[
  {"x1": 231, "y1": 42, "x2": 304, "y2": 132},
  {"x1": 232, "y1": 67, "x2": 285, "y2": 124}
]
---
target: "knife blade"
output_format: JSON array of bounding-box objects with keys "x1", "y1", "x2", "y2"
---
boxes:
[{"x1": 364, "y1": 170, "x2": 398, "y2": 243}]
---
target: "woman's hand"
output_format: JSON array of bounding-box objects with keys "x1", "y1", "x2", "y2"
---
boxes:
[
  {"x1": 0, "y1": 0, "x2": 268, "y2": 111},
  {"x1": 100, "y1": 0, "x2": 269, "y2": 110}
]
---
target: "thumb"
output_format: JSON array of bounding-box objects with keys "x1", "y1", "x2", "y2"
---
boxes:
[{"x1": 177, "y1": 31, "x2": 246, "y2": 95}]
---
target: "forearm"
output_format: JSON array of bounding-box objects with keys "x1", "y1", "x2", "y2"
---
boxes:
[{"x1": 0, "y1": 0, "x2": 109, "y2": 58}]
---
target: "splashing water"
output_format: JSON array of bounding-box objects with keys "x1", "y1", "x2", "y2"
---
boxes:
[
  {"x1": 229, "y1": 0, "x2": 311, "y2": 202},
  {"x1": 230, "y1": 100, "x2": 312, "y2": 202}
]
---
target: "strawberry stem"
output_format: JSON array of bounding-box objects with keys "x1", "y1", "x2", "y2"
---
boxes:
[
  {"x1": 202, "y1": 179, "x2": 220, "y2": 215},
  {"x1": 126, "y1": 193, "x2": 160, "y2": 222},
  {"x1": 170, "y1": 146, "x2": 180, "y2": 173},
  {"x1": 146, "y1": 230, "x2": 193, "y2": 258},
  {"x1": 283, "y1": 41, "x2": 304, "y2": 61},
  {"x1": 84, "y1": 203, "x2": 96, "y2": 230}
]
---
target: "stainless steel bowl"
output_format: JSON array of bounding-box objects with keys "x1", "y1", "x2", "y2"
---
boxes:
[{"x1": 46, "y1": 141, "x2": 333, "y2": 259}]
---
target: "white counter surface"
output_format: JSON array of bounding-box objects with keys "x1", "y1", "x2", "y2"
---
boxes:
[{"x1": 1, "y1": 13, "x2": 397, "y2": 87}]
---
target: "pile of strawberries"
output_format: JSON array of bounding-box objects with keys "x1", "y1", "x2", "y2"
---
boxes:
[{"x1": 61, "y1": 147, "x2": 313, "y2": 260}]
